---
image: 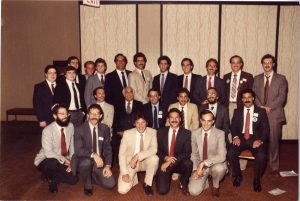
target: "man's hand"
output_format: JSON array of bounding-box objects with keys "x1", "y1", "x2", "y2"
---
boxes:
[
  {"x1": 64, "y1": 159, "x2": 71, "y2": 172},
  {"x1": 164, "y1": 156, "x2": 177, "y2": 164},
  {"x1": 103, "y1": 166, "x2": 112, "y2": 178},
  {"x1": 232, "y1": 138, "x2": 241, "y2": 146},
  {"x1": 252, "y1": 140, "x2": 263, "y2": 148},
  {"x1": 191, "y1": 170, "x2": 199, "y2": 180},
  {"x1": 122, "y1": 174, "x2": 131, "y2": 183},
  {"x1": 195, "y1": 161, "x2": 205, "y2": 177},
  {"x1": 39, "y1": 121, "x2": 47, "y2": 128},
  {"x1": 93, "y1": 153, "x2": 104, "y2": 168},
  {"x1": 262, "y1": 106, "x2": 271, "y2": 113},
  {"x1": 129, "y1": 154, "x2": 139, "y2": 169},
  {"x1": 161, "y1": 161, "x2": 171, "y2": 172},
  {"x1": 201, "y1": 100, "x2": 209, "y2": 105}
]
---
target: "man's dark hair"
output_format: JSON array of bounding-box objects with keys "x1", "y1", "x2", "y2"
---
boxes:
[
  {"x1": 200, "y1": 109, "x2": 215, "y2": 120},
  {"x1": 229, "y1": 55, "x2": 244, "y2": 69},
  {"x1": 84, "y1": 61, "x2": 95, "y2": 68},
  {"x1": 181, "y1": 58, "x2": 194, "y2": 68},
  {"x1": 95, "y1": 58, "x2": 107, "y2": 67},
  {"x1": 207, "y1": 87, "x2": 219, "y2": 96},
  {"x1": 134, "y1": 111, "x2": 149, "y2": 124},
  {"x1": 147, "y1": 88, "x2": 161, "y2": 97},
  {"x1": 167, "y1": 108, "x2": 182, "y2": 120},
  {"x1": 157, "y1": 55, "x2": 172, "y2": 67},
  {"x1": 261, "y1": 54, "x2": 276, "y2": 65},
  {"x1": 133, "y1": 52, "x2": 147, "y2": 63},
  {"x1": 87, "y1": 104, "x2": 104, "y2": 122},
  {"x1": 240, "y1": 88, "x2": 256, "y2": 101},
  {"x1": 51, "y1": 103, "x2": 68, "y2": 115},
  {"x1": 44, "y1": 65, "x2": 57, "y2": 74},
  {"x1": 93, "y1": 86, "x2": 106, "y2": 97},
  {"x1": 177, "y1": 88, "x2": 190, "y2": 98},
  {"x1": 67, "y1": 56, "x2": 80, "y2": 65},
  {"x1": 205, "y1": 58, "x2": 219, "y2": 69},
  {"x1": 65, "y1": 66, "x2": 77, "y2": 74},
  {"x1": 114, "y1": 53, "x2": 128, "y2": 65}
]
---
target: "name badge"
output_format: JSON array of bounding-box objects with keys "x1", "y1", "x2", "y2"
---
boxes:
[
  {"x1": 98, "y1": 136, "x2": 104, "y2": 141},
  {"x1": 158, "y1": 114, "x2": 163, "y2": 118}
]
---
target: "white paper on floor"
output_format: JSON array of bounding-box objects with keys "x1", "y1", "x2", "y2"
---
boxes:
[
  {"x1": 279, "y1": 170, "x2": 298, "y2": 177},
  {"x1": 268, "y1": 188, "x2": 286, "y2": 196}
]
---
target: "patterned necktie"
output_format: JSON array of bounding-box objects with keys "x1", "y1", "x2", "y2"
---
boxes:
[
  {"x1": 153, "y1": 106, "x2": 158, "y2": 129},
  {"x1": 126, "y1": 101, "x2": 131, "y2": 114},
  {"x1": 180, "y1": 107, "x2": 185, "y2": 128},
  {"x1": 264, "y1": 75, "x2": 270, "y2": 105},
  {"x1": 184, "y1": 75, "x2": 188, "y2": 89},
  {"x1": 61, "y1": 128, "x2": 68, "y2": 156},
  {"x1": 121, "y1": 71, "x2": 127, "y2": 88},
  {"x1": 208, "y1": 77, "x2": 212, "y2": 89},
  {"x1": 203, "y1": 133, "x2": 208, "y2": 160},
  {"x1": 244, "y1": 109, "x2": 250, "y2": 140},
  {"x1": 51, "y1": 84, "x2": 55, "y2": 95},
  {"x1": 141, "y1": 70, "x2": 146, "y2": 82},
  {"x1": 93, "y1": 126, "x2": 97, "y2": 153},
  {"x1": 169, "y1": 129, "x2": 176, "y2": 156},
  {"x1": 231, "y1": 74, "x2": 237, "y2": 99},
  {"x1": 160, "y1": 74, "x2": 165, "y2": 94},
  {"x1": 72, "y1": 82, "x2": 79, "y2": 109}
]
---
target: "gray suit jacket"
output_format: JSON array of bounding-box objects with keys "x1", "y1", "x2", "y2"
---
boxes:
[
  {"x1": 34, "y1": 122, "x2": 75, "y2": 166},
  {"x1": 128, "y1": 69, "x2": 152, "y2": 104},
  {"x1": 191, "y1": 127, "x2": 227, "y2": 170},
  {"x1": 84, "y1": 74, "x2": 104, "y2": 107},
  {"x1": 73, "y1": 121, "x2": 112, "y2": 173},
  {"x1": 253, "y1": 72, "x2": 287, "y2": 123}
]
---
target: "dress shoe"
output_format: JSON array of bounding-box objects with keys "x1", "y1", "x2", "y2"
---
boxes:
[
  {"x1": 84, "y1": 188, "x2": 93, "y2": 196},
  {"x1": 48, "y1": 181, "x2": 58, "y2": 193},
  {"x1": 181, "y1": 187, "x2": 190, "y2": 196},
  {"x1": 233, "y1": 175, "x2": 243, "y2": 187},
  {"x1": 172, "y1": 173, "x2": 180, "y2": 181},
  {"x1": 253, "y1": 180, "x2": 262, "y2": 192},
  {"x1": 212, "y1": 187, "x2": 220, "y2": 197},
  {"x1": 143, "y1": 183, "x2": 153, "y2": 196}
]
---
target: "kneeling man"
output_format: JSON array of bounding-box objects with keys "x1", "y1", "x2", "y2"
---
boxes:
[
  {"x1": 189, "y1": 110, "x2": 227, "y2": 197},
  {"x1": 118, "y1": 113, "x2": 159, "y2": 196}
]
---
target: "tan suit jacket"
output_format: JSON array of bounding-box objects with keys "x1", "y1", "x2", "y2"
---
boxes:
[
  {"x1": 119, "y1": 127, "x2": 157, "y2": 176},
  {"x1": 128, "y1": 69, "x2": 152, "y2": 104},
  {"x1": 98, "y1": 101, "x2": 114, "y2": 128},
  {"x1": 167, "y1": 102, "x2": 199, "y2": 130}
]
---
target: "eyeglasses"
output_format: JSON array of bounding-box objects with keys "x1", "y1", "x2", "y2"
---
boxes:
[{"x1": 89, "y1": 112, "x2": 101, "y2": 116}]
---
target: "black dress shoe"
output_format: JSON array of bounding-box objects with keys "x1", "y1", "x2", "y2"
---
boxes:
[
  {"x1": 181, "y1": 187, "x2": 190, "y2": 196},
  {"x1": 233, "y1": 175, "x2": 243, "y2": 187},
  {"x1": 143, "y1": 183, "x2": 153, "y2": 196},
  {"x1": 48, "y1": 181, "x2": 58, "y2": 193},
  {"x1": 84, "y1": 188, "x2": 93, "y2": 196},
  {"x1": 253, "y1": 180, "x2": 262, "y2": 192}
]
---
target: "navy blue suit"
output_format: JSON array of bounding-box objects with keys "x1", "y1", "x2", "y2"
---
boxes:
[{"x1": 178, "y1": 73, "x2": 202, "y2": 104}]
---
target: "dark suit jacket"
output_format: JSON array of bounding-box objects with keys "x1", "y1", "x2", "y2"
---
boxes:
[
  {"x1": 178, "y1": 73, "x2": 202, "y2": 104},
  {"x1": 193, "y1": 75, "x2": 226, "y2": 105},
  {"x1": 57, "y1": 73, "x2": 86, "y2": 95},
  {"x1": 157, "y1": 127, "x2": 192, "y2": 165},
  {"x1": 72, "y1": 121, "x2": 112, "y2": 173},
  {"x1": 113, "y1": 100, "x2": 144, "y2": 133},
  {"x1": 143, "y1": 102, "x2": 167, "y2": 129},
  {"x1": 230, "y1": 106, "x2": 270, "y2": 144},
  {"x1": 33, "y1": 81, "x2": 55, "y2": 124},
  {"x1": 105, "y1": 70, "x2": 131, "y2": 106},
  {"x1": 53, "y1": 80, "x2": 86, "y2": 112},
  {"x1": 223, "y1": 71, "x2": 254, "y2": 108},
  {"x1": 153, "y1": 72, "x2": 178, "y2": 109}
]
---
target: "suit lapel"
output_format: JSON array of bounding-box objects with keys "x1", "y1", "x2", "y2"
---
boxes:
[
  {"x1": 84, "y1": 122, "x2": 93, "y2": 151},
  {"x1": 198, "y1": 128, "x2": 204, "y2": 161}
]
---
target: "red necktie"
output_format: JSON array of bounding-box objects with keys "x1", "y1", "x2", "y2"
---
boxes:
[
  {"x1": 203, "y1": 133, "x2": 208, "y2": 160},
  {"x1": 208, "y1": 77, "x2": 212, "y2": 89},
  {"x1": 169, "y1": 129, "x2": 176, "y2": 156},
  {"x1": 264, "y1": 75, "x2": 270, "y2": 105},
  {"x1": 244, "y1": 109, "x2": 250, "y2": 140},
  {"x1": 61, "y1": 128, "x2": 68, "y2": 156}
]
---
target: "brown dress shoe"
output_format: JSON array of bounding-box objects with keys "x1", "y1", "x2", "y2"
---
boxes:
[
  {"x1": 181, "y1": 187, "x2": 190, "y2": 196},
  {"x1": 212, "y1": 187, "x2": 220, "y2": 197}
]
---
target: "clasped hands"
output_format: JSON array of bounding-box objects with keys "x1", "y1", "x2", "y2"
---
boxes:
[
  {"x1": 191, "y1": 161, "x2": 206, "y2": 180},
  {"x1": 232, "y1": 138, "x2": 263, "y2": 148},
  {"x1": 161, "y1": 156, "x2": 177, "y2": 172},
  {"x1": 122, "y1": 154, "x2": 140, "y2": 183}
]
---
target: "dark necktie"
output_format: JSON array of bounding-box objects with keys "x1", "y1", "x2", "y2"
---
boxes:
[
  {"x1": 61, "y1": 128, "x2": 68, "y2": 156},
  {"x1": 141, "y1": 70, "x2": 146, "y2": 82},
  {"x1": 203, "y1": 133, "x2": 208, "y2": 160},
  {"x1": 100, "y1": 75, "x2": 104, "y2": 85},
  {"x1": 160, "y1": 74, "x2": 165, "y2": 94},
  {"x1": 244, "y1": 109, "x2": 250, "y2": 140},
  {"x1": 126, "y1": 101, "x2": 131, "y2": 114},
  {"x1": 211, "y1": 106, "x2": 214, "y2": 110},
  {"x1": 153, "y1": 106, "x2": 158, "y2": 129},
  {"x1": 93, "y1": 127, "x2": 97, "y2": 153},
  {"x1": 184, "y1": 75, "x2": 188, "y2": 89},
  {"x1": 121, "y1": 71, "x2": 127, "y2": 88},
  {"x1": 169, "y1": 129, "x2": 176, "y2": 156},
  {"x1": 264, "y1": 75, "x2": 270, "y2": 105},
  {"x1": 208, "y1": 77, "x2": 212, "y2": 89},
  {"x1": 51, "y1": 83, "x2": 55, "y2": 95},
  {"x1": 180, "y1": 107, "x2": 185, "y2": 128},
  {"x1": 72, "y1": 82, "x2": 79, "y2": 109}
]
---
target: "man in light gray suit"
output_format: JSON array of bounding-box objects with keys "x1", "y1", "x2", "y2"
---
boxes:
[
  {"x1": 84, "y1": 58, "x2": 107, "y2": 107},
  {"x1": 128, "y1": 52, "x2": 153, "y2": 104},
  {"x1": 188, "y1": 110, "x2": 227, "y2": 197},
  {"x1": 34, "y1": 104, "x2": 78, "y2": 193},
  {"x1": 253, "y1": 54, "x2": 288, "y2": 175},
  {"x1": 73, "y1": 104, "x2": 115, "y2": 196}
]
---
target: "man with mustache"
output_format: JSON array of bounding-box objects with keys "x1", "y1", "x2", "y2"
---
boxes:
[
  {"x1": 156, "y1": 108, "x2": 192, "y2": 196},
  {"x1": 228, "y1": 89, "x2": 270, "y2": 192},
  {"x1": 34, "y1": 104, "x2": 78, "y2": 193},
  {"x1": 73, "y1": 104, "x2": 116, "y2": 196}
]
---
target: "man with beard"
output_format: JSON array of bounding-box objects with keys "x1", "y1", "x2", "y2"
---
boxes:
[
  {"x1": 73, "y1": 104, "x2": 115, "y2": 196},
  {"x1": 34, "y1": 104, "x2": 78, "y2": 193},
  {"x1": 156, "y1": 108, "x2": 192, "y2": 196},
  {"x1": 228, "y1": 89, "x2": 270, "y2": 192},
  {"x1": 128, "y1": 52, "x2": 153, "y2": 104},
  {"x1": 198, "y1": 87, "x2": 230, "y2": 147}
]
